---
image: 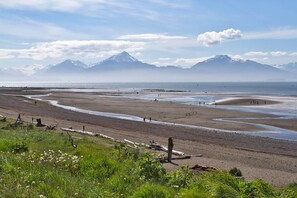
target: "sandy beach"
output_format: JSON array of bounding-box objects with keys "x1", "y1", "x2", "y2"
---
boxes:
[{"x1": 0, "y1": 87, "x2": 297, "y2": 186}]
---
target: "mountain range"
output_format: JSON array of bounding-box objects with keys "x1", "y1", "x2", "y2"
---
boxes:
[{"x1": 1, "y1": 51, "x2": 296, "y2": 82}]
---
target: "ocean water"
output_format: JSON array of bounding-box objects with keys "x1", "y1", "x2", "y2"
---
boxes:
[{"x1": 2, "y1": 82, "x2": 297, "y2": 96}]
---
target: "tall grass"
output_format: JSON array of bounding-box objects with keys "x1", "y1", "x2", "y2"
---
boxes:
[{"x1": 0, "y1": 118, "x2": 296, "y2": 197}]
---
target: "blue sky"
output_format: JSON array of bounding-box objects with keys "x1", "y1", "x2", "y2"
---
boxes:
[{"x1": 1, "y1": 0, "x2": 297, "y2": 73}]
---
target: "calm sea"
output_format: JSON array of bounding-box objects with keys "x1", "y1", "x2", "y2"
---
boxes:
[{"x1": 1, "y1": 82, "x2": 297, "y2": 96}]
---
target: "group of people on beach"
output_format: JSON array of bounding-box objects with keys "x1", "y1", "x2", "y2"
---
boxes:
[{"x1": 143, "y1": 117, "x2": 152, "y2": 122}]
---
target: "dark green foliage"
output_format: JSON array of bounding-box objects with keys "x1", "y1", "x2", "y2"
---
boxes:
[
  {"x1": 0, "y1": 116, "x2": 6, "y2": 122},
  {"x1": 136, "y1": 153, "x2": 166, "y2": 181},
  {"x1": 12, "y1": 139, "x2": 29, "y2": 153},
  {"x1": 239, "y1": 178, "x2": 277, "y2": 197},
  {"x1": 229, "y1": 167, "x2": 243, "y2": 177}
]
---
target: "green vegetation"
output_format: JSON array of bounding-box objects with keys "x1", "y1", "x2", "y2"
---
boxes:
[{"x1": 0, "y1": 118, "x2": 296, "y2": 197}]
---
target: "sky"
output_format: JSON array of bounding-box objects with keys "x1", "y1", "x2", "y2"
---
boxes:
[{"x1": 1, "y1": 0, "x2": 297, "y2": 74}]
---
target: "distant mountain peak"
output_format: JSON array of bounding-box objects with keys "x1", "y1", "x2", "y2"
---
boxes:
[
  {"x1": 205, "y1": 55, "x2": 232, "y2": 63},
  {"x1": 61, "y1": 59, "x2": 85, "y2": 67},
  {"x1": 102, "y1": 51, "x2": 139, "y2": 63}
]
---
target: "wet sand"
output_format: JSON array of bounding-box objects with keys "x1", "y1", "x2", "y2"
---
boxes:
[{"x1": 0, "y1": 88, "x2": 297, "y2": 186}]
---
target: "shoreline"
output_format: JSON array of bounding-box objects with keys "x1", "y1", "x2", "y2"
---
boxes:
[{"x1": 27, "y1": 93, "x2": 297, "y2": 142}]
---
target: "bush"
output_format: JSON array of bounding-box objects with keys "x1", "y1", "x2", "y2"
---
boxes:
[
  {"x1": 239, "y1": 178, "x2": 277, "y2": 197},
  {"x1": 167, "y1": 165, "x2": 193, "y2": 189},
  {"x1": 12, "y1": 140, "x2": 29, "y2": 153},
  {"x1": 0, "y1": 116, "x2": 6, "y2": 122},
  {"x1": 229, "y1": 167, "x2": 242, "y2": 177},
  {"x1": 135, "y1": 153, "x2": 166, "y2": 181},
  {"x1": 130, "y1": 184, "x2": 173, "y2": 198}
]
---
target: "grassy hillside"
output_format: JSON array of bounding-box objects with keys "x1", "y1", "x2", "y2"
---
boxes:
[{"x1": 0, "y1": 118, "x2": 296, "y2": 197}]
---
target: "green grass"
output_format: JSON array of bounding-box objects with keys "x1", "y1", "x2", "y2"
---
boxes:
[{"x1": 0, "y1": 118, "x2": 296, "y2": 197}]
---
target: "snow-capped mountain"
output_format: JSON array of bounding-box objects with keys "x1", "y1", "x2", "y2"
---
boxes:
[
  {"x1": 101, "y1": 51, "x2": 139, "y2": 63},
  {"x1": 191, "y1": 55, "x2": 293, "y2": 81},
  {"x1": 87, "y1": 51, "x2": 155, "y2": 71}
]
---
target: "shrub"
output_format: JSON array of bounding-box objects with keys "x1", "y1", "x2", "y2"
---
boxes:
[
  {"x1": 279, "y1": 183, "x2": 297, "y2": 197},
  {"x1": 229, "y1": 167, "x2": 242, "y2": 177},
  {"x1": 114, "y1": 143, "x2": 140, "y2": 161},
  {"x1": 130, "y1": 184, "x2": 173, "y2": 198},
  {"x1": 0, "y1": 116, "x2": 6, "y2": 122},
  {"x1": 167, "y1": 165, "x2": 193, "y2": 189},
  {"x1": 12, "y1": 140, "x2": 29, "y2": 153},
  {"x1": 239, "y1": 178, "x2": 277, "y2": 197},
  {"x1": 135, "y1": 153, "x2": 166, "y2": 181}
]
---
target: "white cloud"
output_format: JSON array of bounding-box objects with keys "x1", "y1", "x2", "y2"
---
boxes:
[
  {"x1": 0, "y1": 40, "x2": 145, "y2": 60},
  {"x1": 271, "y1": 51, "x2": 287, "y2": 56},
  {"x1": 244, "y1": 51, "x2": 268, "y2": 57},
  {"x1": 118, "y1": 33, "x2": 187, "y2": 40},
  {"x1": 158, "y1": 57, "x2": 171, "y2": 61},
  {"x1": 197, "y1": 28, "x2": 242, "y2": 47},
  {"x1": 0, "y1": 0, "x2": 110, "y2": 12}
]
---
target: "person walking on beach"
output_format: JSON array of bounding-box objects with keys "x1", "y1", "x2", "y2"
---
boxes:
[
  {"x1": 149, "y1": 117, "x2": 152, "y2": 122},
  {"x1": 143, "y1": 117, "x2": 146, "y2": 122}
]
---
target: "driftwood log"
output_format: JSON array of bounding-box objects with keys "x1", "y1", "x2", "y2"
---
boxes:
[
  {"x1": 60, "y1": 128, "x2": 186, "y2": 156},
  {"x1": 190, "y1": 164, "x2": 216, "y2": 172}
]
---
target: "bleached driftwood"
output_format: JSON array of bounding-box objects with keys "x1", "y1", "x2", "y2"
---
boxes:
[
  {"x1": 60, "y1": 128, "x2": 185, "y2": 156},
  {"x1": 150, "y1": 141, "x2": 184, "y2": 156},
  {"x1": 124, "y1": 139, "x2": 138, "y2": 148},
  {"x1": 60, "y1": 127, "x2": 116, "y2": 142}
]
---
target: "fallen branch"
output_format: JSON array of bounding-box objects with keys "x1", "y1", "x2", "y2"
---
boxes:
[
  {"x1": 61, "y1": 127, "x2": 116, "y2": 142},
  {"x1": 150, "y1": 141, "x2": 184, "y2": 156},
  {"x1": 124, "y1": 139, "x2": 138, "y2": 148},
  {"x1": 190, "y1": 164, "x2": 216, "y2": 172}
]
